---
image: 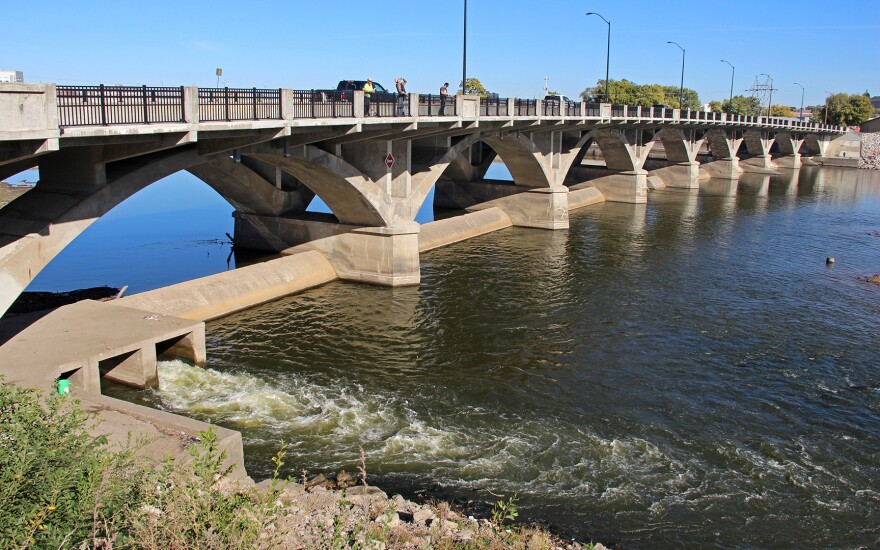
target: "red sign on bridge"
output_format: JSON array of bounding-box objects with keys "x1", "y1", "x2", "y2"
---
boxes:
[{"x1": 385, "y1": 153, "x2": 394, "y2": 169}]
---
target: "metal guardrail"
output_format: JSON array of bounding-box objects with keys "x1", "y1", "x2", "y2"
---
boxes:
[
  {"x1": 366, "y1": 95, "x2": 408, "y2": 117},
  {"x1": 419, "y1": 94, "x2": 456, "y2": 116},
  {"x1": 480, "y1": 97, "x2": 508, "y2": 116},
  {"x1": 290, "y1": 90, "x2": 353, "y2": 118},
  {"x1": 198, "y1": 87, "x2": 281, "y2": 121},
  {"x1": 51, "y1": 84, "x2": 845, "y2": 133},
  {"x1": 514, "y1": 99, "x2": 536, "y2": 116},
  {"x1": 57, "y1": 85, "x2": 185, "y2": 126}
]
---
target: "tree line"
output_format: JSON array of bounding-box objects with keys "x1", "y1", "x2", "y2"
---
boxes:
[{"x1": 466, "y1": 77, "x2": 876, "y2": 126}]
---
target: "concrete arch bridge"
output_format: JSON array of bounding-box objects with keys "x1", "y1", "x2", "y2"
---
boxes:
[{"x1": 0, "y1": 83, "x2": 845, "y2": 316}]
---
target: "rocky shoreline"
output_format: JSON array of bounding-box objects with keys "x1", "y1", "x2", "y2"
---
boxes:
[{"x1": 240, "y1": 468, "x2": 604, "y2": 549}]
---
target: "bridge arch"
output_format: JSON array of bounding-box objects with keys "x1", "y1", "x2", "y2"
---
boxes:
[{"x1": 0, "y1": 146, "x2": 229, "y2": 317}]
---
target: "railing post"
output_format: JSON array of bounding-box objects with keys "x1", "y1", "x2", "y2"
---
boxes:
[
  {"x1": 224, "y1": 87, "x2": 230, "y2": 121},
  {"x1": 183, "y1": 86, "x2": 199, "y2": 124},
  {"x1": 310, "y1": 90, "x2": 316, "y2": 118},
  {"x1": 142, "y1": 85, "x2": 149, "y2": 123},
  {"x1": 536, "y1": 99, "x2": 544, "y2": 120},
  {"x1": 252, "y1": 87, "x2": 257, "y2": 120},
  {"x1": 409, "y1": 93, "x2": 419, "y2": 119},
  {"x1": 99, "y1": 84, "x2": 107, "y2": 126},
  {"x1": 353, "y1": 90, "x2": 365, "y2": 118}
]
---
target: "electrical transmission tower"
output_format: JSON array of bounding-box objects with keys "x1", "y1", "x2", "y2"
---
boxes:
[{"x1": 746, "y1": 75, "x2": 777, "y2": 116}]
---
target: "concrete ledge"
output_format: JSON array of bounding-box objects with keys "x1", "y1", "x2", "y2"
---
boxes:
[
  {"x1": 77, "y1": 390, "x2": 246, "y2": 477},
  {"x1": 119, "y1": 251, "x2": 337, "y2": 321},
  {"x1": 419, "y1": 208, "x2": 512, "y2": 252},
  {"x1": 567, "y1": 185, "x2": 606, "y2": 209},
  {"x1": 0, "y1": 300, "x2": 205, "y2": 392}
]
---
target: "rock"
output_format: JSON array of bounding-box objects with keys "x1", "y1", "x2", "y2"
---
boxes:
[
  {"x1": 868, "y1": 274, "x2": 880, "y2": 285},
  {"x1": 375, "y1": 513, "x2": 400, "y2": 528},
  {"x1": 826, "y1": 257, "x2": 835, "y2": 265},
  {"x1": 336, "y1": 469, "x2": 355, "y2": 487},
  {"x1": 413, "y1": 508, "x2": 436, "y2": 527},
  {"x1": 396, "y1": 510, "x2": 415, "y2": 523},
  {"x1": 346, "y1": 485, "x2": 387, "y2": 497},
  {"x1": 304, "y1": 473, "x2": 326, "y2": 490}
]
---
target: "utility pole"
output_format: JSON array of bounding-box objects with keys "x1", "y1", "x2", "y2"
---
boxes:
[
  {"x1": 667, "y1": 41, "x2": 685, "y2": 109},
  {"x1": 794, "y1": 82, "x2": 804, "y2": 120},
  {"x1": 462, "y1": 0, "x2": 467, "y2": 95},
  {"x1": 721, "y1": 60, "x2": 734, "y2": 110}
]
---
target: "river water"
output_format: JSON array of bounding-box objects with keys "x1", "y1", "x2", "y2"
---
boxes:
[{"x1": 17, "y1": 165, "x2": 880, "y2": 548}]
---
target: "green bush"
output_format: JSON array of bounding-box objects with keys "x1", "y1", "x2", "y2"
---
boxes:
[
  {"x1": 0, "y1": 382, "x2": 146, "y2": 548},
  {"x1": 0, "y1": 381, "x2": 283, "y2": 549}
]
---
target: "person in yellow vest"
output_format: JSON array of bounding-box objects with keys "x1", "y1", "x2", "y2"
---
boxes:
[{"x1": 363, "y1": 78, "x2": 375, "y2": 116}]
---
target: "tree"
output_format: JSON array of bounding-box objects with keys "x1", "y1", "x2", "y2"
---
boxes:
[
  {"x1": 709, "y1": 100, "x2": 724, "y2": 113},
  {"x1": 770, "y1": 104, "x2": 795, "y2": 118},
  {"x1": 813, "y1": 93, "x2": 875, "y2": 126},
  {"x1": 718, "y1": 95, "x2": 763, "y2": 116},
  {"x1": 460, "y1": 78, "x2": 487, "y2": 97},
  {"x1": 580, "y1": 79, "x2": 700, "y2": 108}
]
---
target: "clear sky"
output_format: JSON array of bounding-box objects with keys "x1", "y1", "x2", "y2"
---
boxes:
[{"x1": 5, "y1": 0, "x2": 879, "y2": 108}]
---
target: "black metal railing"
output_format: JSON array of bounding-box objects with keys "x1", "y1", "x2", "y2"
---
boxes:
[
  {"x1": 56, "y1": 85, "x2": 185, "y2": 127},
  {"x1": 419, "y1": 94, "x2": 456, "y2": 116},
  {"x1": 544, "y1": 100, "x2": 561, "y2": 116},
  {"x1": 365, "y1": 95, "x2": 407, "y2": 117},
  {"x1": 480, "y1": 97, "x2": 508, "y2": 116},
  {"x1": 289, "y1": 90, "x2": 354, "y2": 118},
  {"x1": 514, "y1": 99, "x2": 536, "y2": 116},
  {"x1": 584, "y1": 103, "x2": 601, "y2": 117},
  {"x1": 197, "y1": 87, "x2": 281, "y2": 121},
  {"x1": 565, "y1": 102, "x2": 581, "y2": 117},
  {"x1": 626, "y1": 106, "x2": 639, "y2": 117},
  {"x1": 611, "y1": 105, "x2": 625, "y2": 117}
]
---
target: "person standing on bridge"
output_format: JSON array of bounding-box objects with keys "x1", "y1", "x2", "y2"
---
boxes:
[
  {"x1": 395, "y1": 77, "x2": 408, "y2": 116},
  {"x1": 439, "y1": 82, "x2": 450, "y2": 115},
  {"x1": 363, "y1": 78, "x2": 375, "y2": 116}
]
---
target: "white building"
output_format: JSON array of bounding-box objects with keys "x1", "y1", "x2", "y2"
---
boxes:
[{"x1": 0, "y1": 70, "x2": 24, "y2": 83}]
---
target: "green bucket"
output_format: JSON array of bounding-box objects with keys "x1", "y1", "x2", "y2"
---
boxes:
[{"x1": 57, "y1": 379, "x2": 70, "y2": 395}]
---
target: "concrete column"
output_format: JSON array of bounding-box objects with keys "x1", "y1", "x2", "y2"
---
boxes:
[
  {"x1": 353, "y1": 90, "x2": 365, "y2": 118},
  {"x1": 588, "y1": 169, "x2": 648, "y2": 204},
  {"x1": 183, "y1": 86, "x2": 199, "y2": 123},
  {"x1": 468, "y1": 185, "x2": 569, "y2": 230},
  {"x1": 157, "y1": 326, "x2": 207, "y2": 366},
  {"x1": 703, "y1": 158, "x2": 743, "y2": 180},
  {"x1": 99, "y1": 347, "x2": 159, "y2": 390},
  {"x1": 408, "y1": 93, "x2": 419, "y2": 118},
  {"x1": 281, "y1": 88, "x2": 294, "y2": 121},
  {"x1": 307, "y1": 222, "x2": 421, "y2": 286}
]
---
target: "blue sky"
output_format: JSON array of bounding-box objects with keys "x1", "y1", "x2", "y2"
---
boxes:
[{"x1": 6, "y1": 0, "x2": 879, "y2": 108}]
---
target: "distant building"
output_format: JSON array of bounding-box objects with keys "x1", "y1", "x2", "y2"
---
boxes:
[
  {"x1": 871, "y1": 96, "x2": 880, "y2": 109},
  {"x1": 0, "y1": 70, "x2": 24, "y2": 83}
]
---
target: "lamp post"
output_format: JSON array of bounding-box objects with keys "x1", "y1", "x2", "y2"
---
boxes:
[
  {"x1": 720, "y1": 60, "x2": 734, "y2": 111},
  {"x1": 586, "y1": 12, "x2": 611, "y2": 103},
  {"x1": 793, "y1": 82, "x2": 804, "y2": 120},
  {"x1": 760, "y1": 73, "x2": 773, "y2": 117},
  {"x1": 667, "y1": 41, "x2": 685, "y2": 109},
  {"x1": 462, "y1": 0, "x2": 467, "y2": 95}
]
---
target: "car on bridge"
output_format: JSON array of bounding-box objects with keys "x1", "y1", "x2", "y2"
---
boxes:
[{"x1": 320, "y1": 80, "x2": 396, "y2": 103}]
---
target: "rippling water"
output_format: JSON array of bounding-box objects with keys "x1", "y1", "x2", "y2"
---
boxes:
[{"x1": 109, "y1": 166, "x2": 879, "y2": 549}]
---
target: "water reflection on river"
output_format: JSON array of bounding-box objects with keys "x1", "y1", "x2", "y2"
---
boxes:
[{"x1": 75, "y1": 166, "x2": 880, "y2": 548}]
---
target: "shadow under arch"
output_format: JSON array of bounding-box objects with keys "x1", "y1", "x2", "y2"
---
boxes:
[{"x1": 0, "y1": 145, "x2": 233, "y2": 317}]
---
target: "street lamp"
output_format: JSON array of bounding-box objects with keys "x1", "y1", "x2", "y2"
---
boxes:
[
  {"x1": 760, "y1": 73, "x2": 773, "y2": 118},
  {"x1": 793, "y1": 82, "x2": 804, "y2": 120},
  {"x1": 667, "y1": 41, "x2": 685, "y2": 109},
  {"x1": 720, "y1": 60, "x2": 734, "y2": 111},
  {"x1": 586, "y1": 12, "x2": 611, "y2": 103},
  {"x1": 462, "y1": 0, "x2": 467, "y2": 95}
]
